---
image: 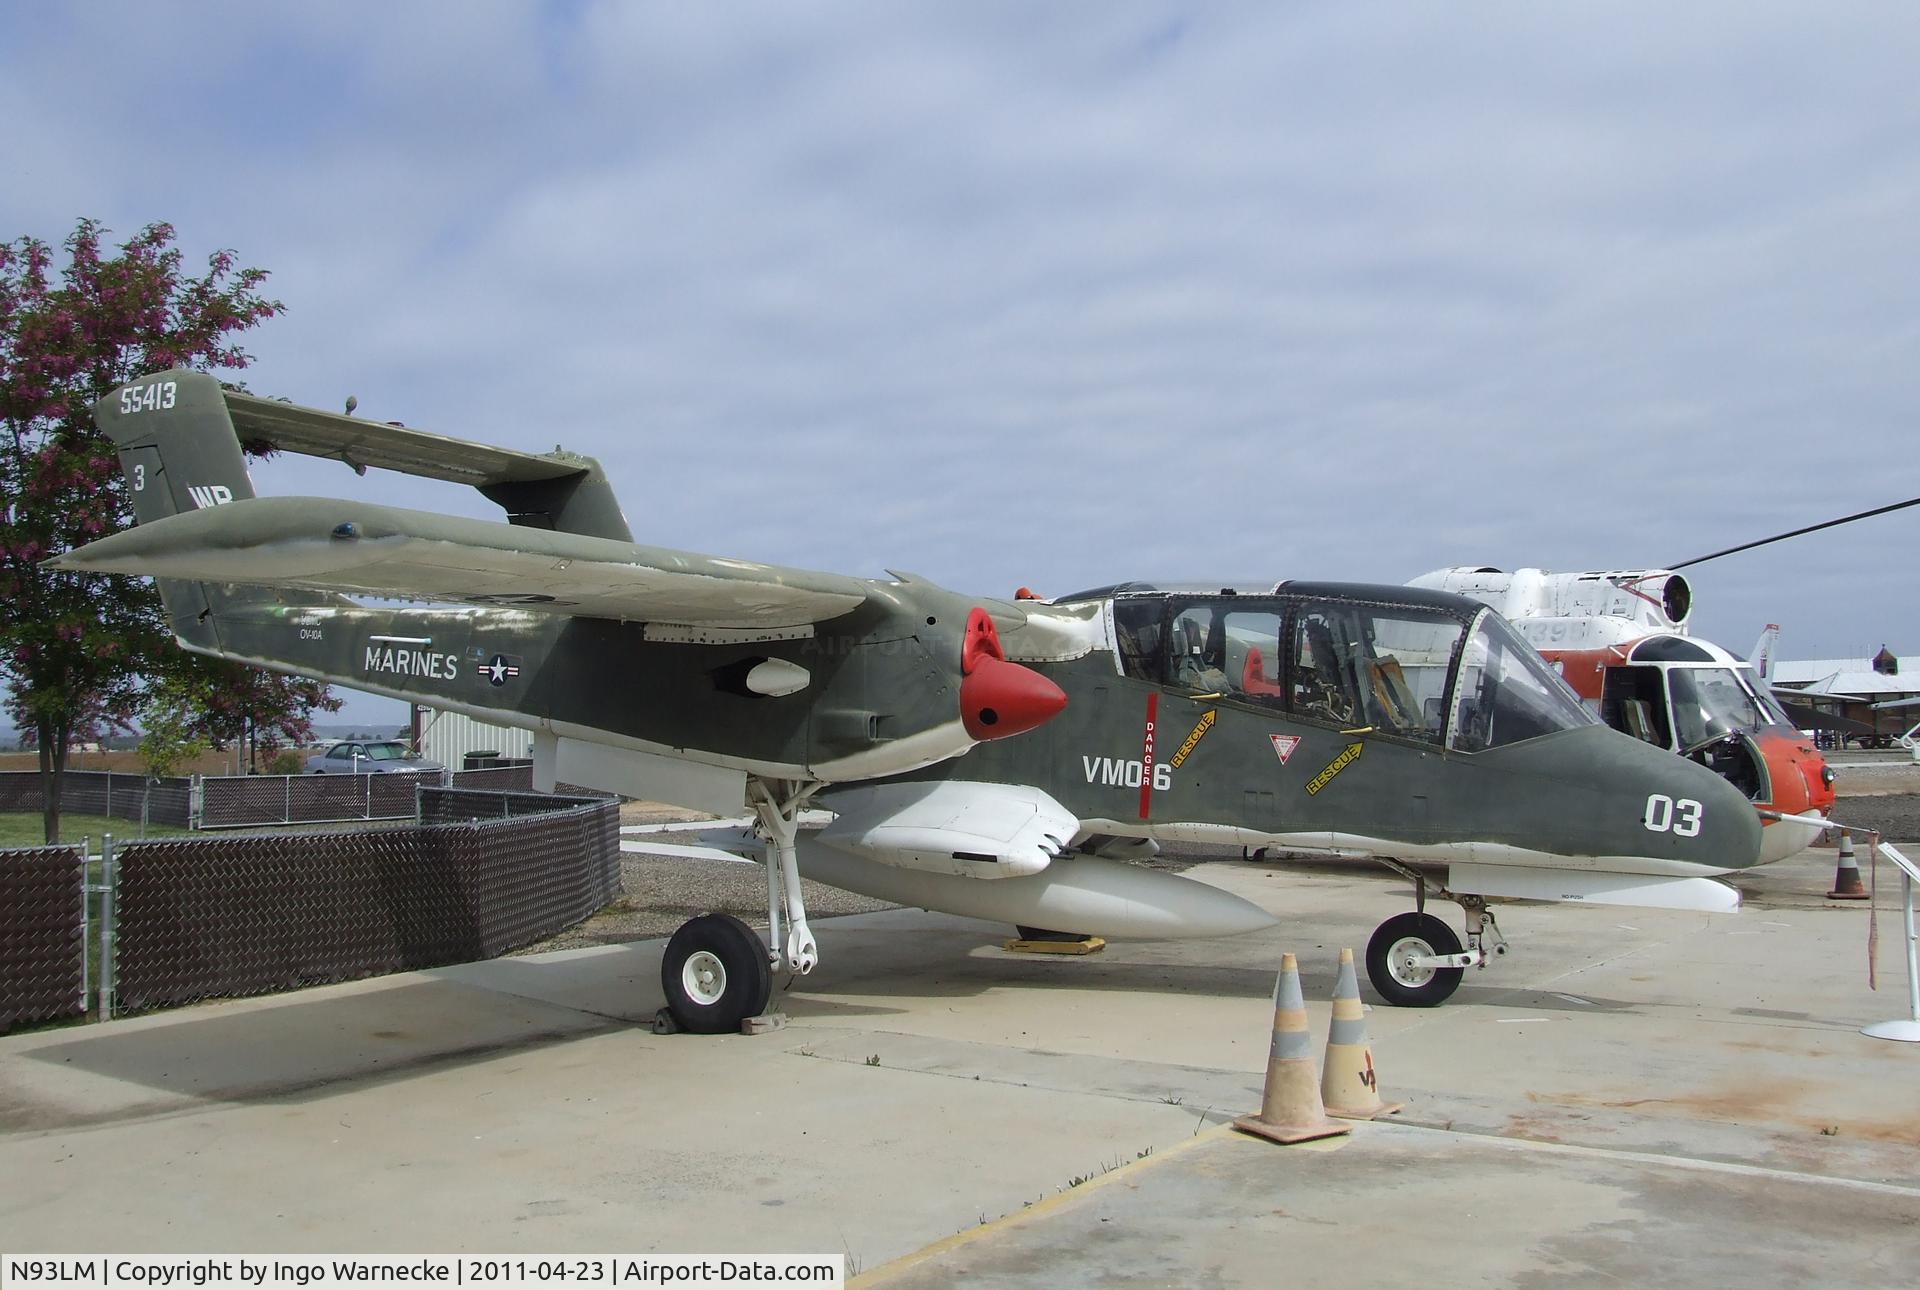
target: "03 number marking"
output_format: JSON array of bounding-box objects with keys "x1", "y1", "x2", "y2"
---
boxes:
[{"x1": 1644, "y1": 794, "x2": 1703, "y2": 837}]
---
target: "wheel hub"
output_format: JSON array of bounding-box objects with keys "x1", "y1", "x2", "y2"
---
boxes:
[
  {"x1": 682, "y1": 950, "x2": 727, "y2": 1006},
  {"x1": 1388, "y1": 936, "x2": 1438, "y2": 988}
]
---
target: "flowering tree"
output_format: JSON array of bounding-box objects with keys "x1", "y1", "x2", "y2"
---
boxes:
[{"x1": 1, "y1": 219, "x2": 337, "y2": 840}]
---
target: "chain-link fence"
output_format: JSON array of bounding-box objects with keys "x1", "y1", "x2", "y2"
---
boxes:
[
  {"x1": 196, "y1": 769, "x2": 444, "y2": 829},
  {"x1": 419, "y1": 786, "x2": 603, "y2": 824},
  {"x1": 1, "y1": 766, "x2": 583, "y2": 833},
  {"x1": 446, "y1": 764, "x2": 536, "y2": 792},
  {"x1": 0, "y1": 771, "x2": 193, "y2": 829},
  {"x1": 109, "y1": 796, "x2": 620, "y2": 1015},
  {"x1": 0, "y1": 844, "x2": 87, "y2": 1033}
]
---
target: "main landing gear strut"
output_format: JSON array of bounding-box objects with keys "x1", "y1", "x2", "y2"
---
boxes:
[
  {"x1": 658, "y1": 777, "x2": 823, "y2": 1033},
  {"x1": 1365, "y1": 860, "x2": 1509, "y2": 1007}
]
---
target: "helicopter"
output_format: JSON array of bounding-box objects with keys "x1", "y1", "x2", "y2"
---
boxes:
[
  {"x1": 56, "y1": 370, "x2": 1762, "y2": 1028},
  {"x1": 1408, "y1": 566, "x2": 1834, "y2": 863}
]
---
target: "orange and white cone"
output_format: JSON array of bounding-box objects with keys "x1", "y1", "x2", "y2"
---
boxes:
[
  {"x1": 1829, "y1": 832, "x2": 1869, "y2": 901},
  {"x1": 1233, "y1": 952, "x2": 1352, "y2": 1145},
  {"x1": 1321, "y1": 947, "x2": 1403, "y2": 1119}
]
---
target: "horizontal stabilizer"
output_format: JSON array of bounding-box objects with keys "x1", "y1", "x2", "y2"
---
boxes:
[
  {"x1": 53, "y1": 495, "x2": 871, "y2": 629},
  {"x1": 225, "y1": 390, "x2": 586, "y2": 487}
]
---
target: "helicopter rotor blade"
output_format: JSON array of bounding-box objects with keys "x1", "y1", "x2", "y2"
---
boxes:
[{"x1": 1669, "y1": 495, "x2": 1920, "y2": 571}]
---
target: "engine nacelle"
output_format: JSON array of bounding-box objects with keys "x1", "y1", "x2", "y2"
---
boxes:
[{"x1": 1411, "y1": 567, "x2": 1692, "y2": 632}]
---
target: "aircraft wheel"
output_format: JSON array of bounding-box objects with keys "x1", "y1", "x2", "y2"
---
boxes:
[
  {"x1": 661, "y1": 913, "x2": 772, "y2": 1033},
  {"x1": 1366, "y1": 912, "x2": 1465, "y2": 1007}
]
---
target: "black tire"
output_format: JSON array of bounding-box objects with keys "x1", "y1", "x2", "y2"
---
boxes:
[
  {"x1": 661, "y1": 913, "x2": 772, "y2": 1034},
  {"x1": 1366, "y1": 911, "x2": 1465, "y2": 1007}
]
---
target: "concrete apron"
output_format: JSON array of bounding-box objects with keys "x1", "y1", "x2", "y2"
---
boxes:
[{"x1": 0, "y1": 849, "x2": 1914, "y2": 1282}]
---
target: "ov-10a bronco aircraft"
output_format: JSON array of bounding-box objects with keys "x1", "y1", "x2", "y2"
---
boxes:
[{"x1": 58, "y1": 371, "x2": 1762, "y2": 1029}]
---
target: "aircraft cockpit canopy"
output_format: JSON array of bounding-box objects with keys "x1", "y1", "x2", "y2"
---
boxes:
[{"x1": 1104, "y1": 586, "x2": 1595, "y2": 753}]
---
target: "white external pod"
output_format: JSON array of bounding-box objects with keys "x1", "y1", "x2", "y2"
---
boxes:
[
  {"x1": 792, "y1": 845, "x2": 1278, "y2": 940},
  {"x1": 744, "y1": 658, "x2": 811, "y2": 697},
  {"x1": 818, "y1": 781, "x2": 1077, "y2": 879}
]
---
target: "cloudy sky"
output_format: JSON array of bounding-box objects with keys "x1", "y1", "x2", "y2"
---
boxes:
[{"x1": 7, "y1": 3, "x2": 1919, "y2": 724}]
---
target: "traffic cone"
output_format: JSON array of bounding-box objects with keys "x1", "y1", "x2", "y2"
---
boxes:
[
  {"x1": 1321, "y1": 947, "x2": 1403, "y2": 1119},
  {"x1": 1829, "y1": 832, "x2": 1870, "y2": 901},
  {"x1": 1233, "y1": 953, "x2": 1352, "y2": 1145}
]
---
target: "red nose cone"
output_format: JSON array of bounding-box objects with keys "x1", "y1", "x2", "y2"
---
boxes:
[{"x1": 961, "y1": 654, "x2": 1068, "y2": 741}]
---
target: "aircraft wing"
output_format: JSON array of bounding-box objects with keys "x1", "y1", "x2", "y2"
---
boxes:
[
  {"x1": 52, "y1": 495, "x2": 872, "y2": 629},
  {"x1": 1771, "y1": 682, "x2": 1868, "y2": 704}
]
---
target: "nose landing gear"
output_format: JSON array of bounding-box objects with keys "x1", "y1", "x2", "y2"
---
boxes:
[{"x1": 1365, "y1": 861, "x2": 1507, "y2": 1007}]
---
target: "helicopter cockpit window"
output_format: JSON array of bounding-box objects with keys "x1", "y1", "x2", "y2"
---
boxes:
[
  {"x1": 1287, "y1": 601, "x2": 1465, "y2": 744},
  {"x1": 1450, "y1": 612, "x2": 1598, "y2": 752},
  {"x1": 1600, "y1": 665, "x2": 1673, "y2": 748},
  {"x1": 1667, "y1": 667, "x2": 1768, "y2": 749},
  {"x1": 1743, "y1": 667, "x2": 1795, "y2": 727}
]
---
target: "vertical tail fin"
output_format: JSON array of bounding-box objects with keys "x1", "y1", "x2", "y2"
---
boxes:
[
  {"x1": 1749, "y1": 624, "x2": 1780, "y2": 682},
  {"x1": 92, "y1": 369, "x2": 324, "y2": 651}
]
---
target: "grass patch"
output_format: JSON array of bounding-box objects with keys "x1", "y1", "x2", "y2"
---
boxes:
[{"x1": 0, "y1": 812, "x2": 193, "y2": 848}]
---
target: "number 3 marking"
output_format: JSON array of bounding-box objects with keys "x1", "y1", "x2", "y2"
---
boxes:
[
  {"x1": 1645, "y1": 794, "x2": 1703, "y2": 836},
  {"x1": 133, "y1": 463, "x2": 145, "y2": 491}
]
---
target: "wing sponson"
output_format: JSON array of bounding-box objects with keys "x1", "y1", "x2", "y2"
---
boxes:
[{"x1": 54, "y1": 496, "x2": 871, "y2": 628}]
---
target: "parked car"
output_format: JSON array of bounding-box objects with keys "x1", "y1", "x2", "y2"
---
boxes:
[{"x1": 304, "y1": 740, "x2": 446, "y2": 775}]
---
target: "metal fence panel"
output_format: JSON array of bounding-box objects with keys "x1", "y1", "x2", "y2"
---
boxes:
[
  {"x1": 0, "y1": 845, "x2": 86, "y2": 1032},
  {"x1": 419, "y1": 786, "x2": 602, "y2": 824},
  {"x1": 112, "y1": 800, "x2": 620, "y2": 1013},
  {"x1": 197, "y1": 770, "x2": 444, "y2": 829},
  {"x1": 0, "y1": 770, "x2": 193, "y2": 828},
  {"x1": 447, "y1": 764, "x2": 536, "y2": 793}
]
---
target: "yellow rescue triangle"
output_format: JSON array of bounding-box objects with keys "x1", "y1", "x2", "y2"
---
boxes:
[
  {"x1": 1306, "y1": 742, "x2": 1364, "y2": 796},
  {"x1": 1168, "y1": 709, "x2": 1217, "y2": 769}
]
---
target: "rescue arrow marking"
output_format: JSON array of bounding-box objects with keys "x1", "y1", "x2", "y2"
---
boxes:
[
  {"x1": 1168, "y1": 709, "x2": 1216, "y2": 769},
  {"x1": 1306, "y1": 742, "x2": 1364, "y2": 796}
]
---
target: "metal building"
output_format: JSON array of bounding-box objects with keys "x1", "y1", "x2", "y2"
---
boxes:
[{"x1": 412, "y1": 707, "x2": 534, "y2": 768}]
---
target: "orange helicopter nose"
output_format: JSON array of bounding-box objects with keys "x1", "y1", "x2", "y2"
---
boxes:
[{"x1": 1755, "y1": 731, "x2": 1836, "y2": 817}]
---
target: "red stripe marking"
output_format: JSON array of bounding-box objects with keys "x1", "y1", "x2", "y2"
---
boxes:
[{"x1": 1139, "y1": 692, "x2": 1158, "y2": 820}]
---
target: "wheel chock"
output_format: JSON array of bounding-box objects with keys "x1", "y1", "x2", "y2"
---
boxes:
[
  {"x1": 1321, "y1": 947, "x2": 1403, "y2": 1120},
  {"x1": 1003, "y1": 935, "x2": 1107, "y2": 955},
  {"x1": 740, "y1": 1012, "x2": 788, "y2": 1036},
  {"x1": 651, "y1": 1007, "x2": 681, "y2": 1036},
  {"x1": 1233, "y1": 952, "x2": 1352, "y2": 1146}
]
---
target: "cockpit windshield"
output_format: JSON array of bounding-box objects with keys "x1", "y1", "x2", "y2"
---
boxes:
[
  {"x1": 1113, "y1": 592, "x2": 1594, "y2": 753},
  {"x1": 1449, "y1": 612, "x2": 1598, "y2": 752},
  {"x1": 1741, "y1": 666, "x2": 1795, "y2": 728},
  {"x1": 1668, "y1": 668, "x2": 1770, "y2": 749}
]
